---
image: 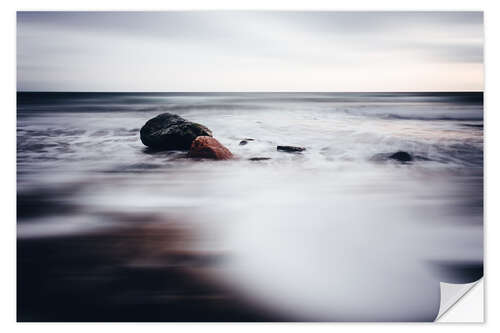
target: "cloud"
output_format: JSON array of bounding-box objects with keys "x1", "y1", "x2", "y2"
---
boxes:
[{"x1": 16, "y1": 11, "x2": 483, "y2": 91}]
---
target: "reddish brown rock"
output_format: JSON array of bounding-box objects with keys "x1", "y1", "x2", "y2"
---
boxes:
[{"x1": 188, "y1": 136, "x2": 233, "y2": 160}]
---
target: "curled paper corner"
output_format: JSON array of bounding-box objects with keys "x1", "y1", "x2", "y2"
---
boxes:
[{"x1": 435, "y1": 278, "x2": 483, "y2": 322}]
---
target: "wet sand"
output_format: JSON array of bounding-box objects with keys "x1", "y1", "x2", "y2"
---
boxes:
[{"x1": 17, "y1": 221, "x2": 284, "y2": 322}]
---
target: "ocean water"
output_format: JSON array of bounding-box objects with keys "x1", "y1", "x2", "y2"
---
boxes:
[{"x1": 17, "y1": 92, "x2": 483, "y2": 321}]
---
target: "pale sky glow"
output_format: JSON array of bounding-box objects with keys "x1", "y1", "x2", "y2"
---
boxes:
[{"x1": 17, "y1": 11, "x2": 483, "y2": 92}]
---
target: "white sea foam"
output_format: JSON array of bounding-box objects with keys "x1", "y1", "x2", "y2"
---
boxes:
[{"x1": 17, "y1": 92, "x2": 483, "y2": 321}]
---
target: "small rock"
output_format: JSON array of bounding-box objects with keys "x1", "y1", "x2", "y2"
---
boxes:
[
  {"x1": 277, "y1": 145, "x2": 306, "y2": 153},
  {"x1": 140, "y1": 113, "x2": 212, "y2": 151},
  {"x1": 239, "y1": 138, "x2": 254, "y2": 145},
  {"x1": 248, "y1": 157, "x2": 271, "y2": 161},
  {"x1": 388, "y1": 151, "x2": 413, "y2": 162},
  {"x1": 188, "y1": 136, "x2": 233, "y2": 160}
]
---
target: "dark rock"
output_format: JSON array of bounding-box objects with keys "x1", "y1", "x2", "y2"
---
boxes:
[
  {"x1": 277, "y1": 145, "x2": 306, "y2": 153},
  {"x1": 388, "y1": 151, "x2": 413, "y2": 162},
  {"x1": 248, "y1": 157, "x2": 271, "y2": 161},
  {"x1": 188, "y1": 136, "x2": 233, "y2": 160},
  {"x1": 371, "y1": 151, "x2": 427, "y2": 163},
  {"x1": 240, "y1": 138, "x2": 255, "y2": 145},
  {"x1": 140, "y1": 113, "x2": 212, "y2": 150}
]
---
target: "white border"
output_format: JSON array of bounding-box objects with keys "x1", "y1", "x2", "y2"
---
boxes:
[{"x1": 2, "y1": 0, "x2": 498, "y2": 331}]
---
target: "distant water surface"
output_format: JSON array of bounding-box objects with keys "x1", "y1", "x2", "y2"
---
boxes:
[{"x1": 17, "y1": 92, "x2": 483, "y2": 321}]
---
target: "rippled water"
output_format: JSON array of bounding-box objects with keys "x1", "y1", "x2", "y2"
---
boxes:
[{"x1": 17, "y1": 92, "x2": 483, "y2": 321}]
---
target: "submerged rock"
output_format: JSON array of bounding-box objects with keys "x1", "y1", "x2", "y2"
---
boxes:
[
  {"x1": 188, "y1": 136, "x2": 233, "y2": 160},
  {"x1": 388, "y1": 151, "x2": 413, "y2": 162},
  {"x1": 140, "y1": 113, "x2": 212, "y2": 150},
  {"x1": 239, "y1": 138, "x2": 254, "y2": 145},
  {"x1": 371, "y1": 151, "x2": 423, "y2": 163},
  {"x1": 277, "y1": 145, "x2": 306, "y2": 153},
  {"x1": 248, "y1": 157, "x2": 271, "y2": 161}
]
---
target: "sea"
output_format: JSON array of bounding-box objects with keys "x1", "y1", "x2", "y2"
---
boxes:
[{"x1": 17, "y1": 92, "x2": 483, "y2": 321}]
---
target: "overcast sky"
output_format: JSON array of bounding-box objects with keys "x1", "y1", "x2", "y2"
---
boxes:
[{"x1": 17, "y1": 11, "x2": 483, "y2": 92}]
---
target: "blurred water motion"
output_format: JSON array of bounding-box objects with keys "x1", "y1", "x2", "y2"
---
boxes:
[{"x1": 17, "y1": 92, "x2": 483, "y2": 321}]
